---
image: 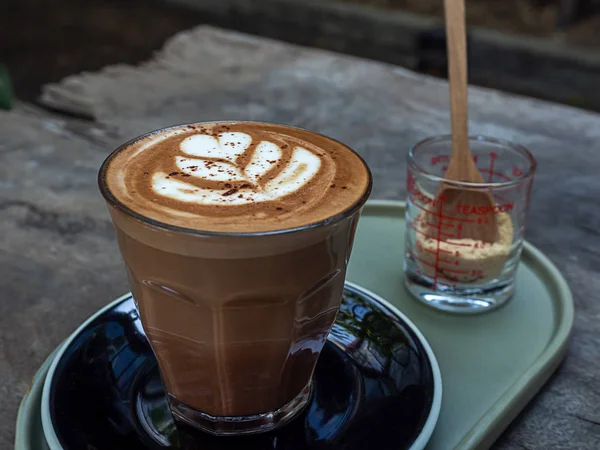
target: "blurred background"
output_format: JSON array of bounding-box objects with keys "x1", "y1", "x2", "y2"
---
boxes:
[{"x1": 1, "y1": 0, "x2": 600, "y2": 111}]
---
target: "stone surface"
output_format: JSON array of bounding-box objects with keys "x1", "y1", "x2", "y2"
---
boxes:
[
  {"x1": 2, "y1": 26, "x2": 600, "y2": 449},
  {"x1": 165, "y1": 0, "x2": 600, "y2": 111},
  {"x1": 0, "y1": 0, "x2": 207, "y2": 104}
]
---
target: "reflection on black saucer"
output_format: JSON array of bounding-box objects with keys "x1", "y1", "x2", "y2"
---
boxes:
[{"x1": 49, "y1": 285, "x2": 435, "y2": 450}]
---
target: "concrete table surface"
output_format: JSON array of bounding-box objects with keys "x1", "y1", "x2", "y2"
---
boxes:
[{"x1": 1, "y1": 26, "x2": 599, "y2": 449}]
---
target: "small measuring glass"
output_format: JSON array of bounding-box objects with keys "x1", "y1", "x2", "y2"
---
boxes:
[{"x1": 403, "y1": 135, "x2": 536, "y2": 313}]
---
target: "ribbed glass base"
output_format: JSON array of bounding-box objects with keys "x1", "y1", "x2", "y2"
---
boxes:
[{"x1": 168, "y1": 381, "x2": 313, "y2": 436}]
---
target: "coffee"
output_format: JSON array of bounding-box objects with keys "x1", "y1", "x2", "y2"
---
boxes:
[
  {"x1": 104, "y1": 122, "x2": 367, "y2": 232},
  {"x1": 99, "y1": 122, "x2": 371, "y2": 435}
]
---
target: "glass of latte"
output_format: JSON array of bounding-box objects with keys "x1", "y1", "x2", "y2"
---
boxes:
[{"x1": 98, "y1": 122, "x2": 372, "y2": 435}]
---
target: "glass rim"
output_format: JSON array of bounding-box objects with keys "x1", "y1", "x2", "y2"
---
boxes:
[
  {"x1": 98, "y1": 120, "x2": 373, "y2": 238},
  {"x1": 408, "y1": 135, "x2": 537, "y2": 188}
]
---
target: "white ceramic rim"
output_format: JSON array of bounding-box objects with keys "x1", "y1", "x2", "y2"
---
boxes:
[
  {"x1": 41, "y1": 293, "x2": 133, "y2": 450},
  {"x1": 41, "y1": 286, "x2": 442, "y2": 450},
  {"x1": 345, "y1": 281, "x2": 443, "y2": 450},
  {"x1": 15, "y1": 348, "x2": 58, "y2": 450}
]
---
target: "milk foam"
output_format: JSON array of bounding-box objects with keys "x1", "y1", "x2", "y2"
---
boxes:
[
  {"x1": 153, "y1": 132, "x2": 322, "y2": 205},
  {"x1": 102, "y1": 122, "x2": 371, "y2": 233}
]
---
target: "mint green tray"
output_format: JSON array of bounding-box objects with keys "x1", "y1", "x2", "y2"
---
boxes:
[
  {"x1": 15, "y1": 349, "x2": 55, "y2": 450},
  {"x1": 347, "y1": 201, "x2": 573, "y2": 449},
  {"x1": 16, "y1": 200, "x2": 573, "y2": 450}
]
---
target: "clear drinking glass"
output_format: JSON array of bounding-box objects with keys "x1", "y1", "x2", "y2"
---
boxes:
[
  {"x1": 98, "y1": 123, "x2": 372, "y2": 436},
  {"x1": 403, "y1": 135, "x2": 536, "y2": 313}
]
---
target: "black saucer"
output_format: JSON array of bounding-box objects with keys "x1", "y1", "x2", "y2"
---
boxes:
[{"x1": 46, "y1": 285, "x2": 439, "y2": 450}]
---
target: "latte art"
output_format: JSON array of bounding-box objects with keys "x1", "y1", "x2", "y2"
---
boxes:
[
  {"x1": 154, "y1": 132, "x2": 322, "y2": 205},
  {"x1": 102, "y1": 122, "x2": 371, "y2": 233},
  {"x1": 100, "y1": 122, "x2": 373, "y2": 434}
]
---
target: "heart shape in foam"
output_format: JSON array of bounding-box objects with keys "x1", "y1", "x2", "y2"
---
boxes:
[{"x1": 152, "y1": 132, "x2": 322, "y2": 205}]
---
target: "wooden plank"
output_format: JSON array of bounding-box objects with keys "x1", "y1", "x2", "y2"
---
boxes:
[{"x1": 2, "y1": 26, "x2": 600, "y2": 449}]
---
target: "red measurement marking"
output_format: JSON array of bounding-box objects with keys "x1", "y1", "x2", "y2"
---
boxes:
[
  {"x1": 408, "y1": 251, "x2": 437, "y2": 269},
  {"x1": 439, "y1": 258, "x2": 458, "y2": 265},
  {"x1": 478, "y1": 168, "x2": 511, "y2": 181},
  {"x1": 426, "y1": 220, "x2": 456, "y2": 229},
  {"x1": 512, "y1": 166, "x2": 523, "y2": 177},
  {"x1": 456, "y1": 203, "x2": 514, "y2": 215},
  {"x1": 438, "y1": 267, "x2": 468, "y2": 275},
  {"x1": 437, "y1": 274, "x2": 460, "y2": 283},
  {"x1": 409, "y1": 224, "x2": 474, "y2": 248},
  {"x1": 447, "y1": 241, "x2": 473, "y2": 247},
  {"x1": 433, "y1": 196, "x2": 445, "y2": 290},
  {"x1": 487, "y1": 152, "x2": 497, "y2": 183},
  {"x1": 409, "y1": 201, "x2": 438, "y2": 215},
  {"x1": 409, "y1": 224, "x2": 441, "y2": 241},
  {"x1": 423, "y1": 247, "x2": 453, "y2": 256},
  {"x1": 457, "y1": 223, "x2": 463, "y2": 239},
  {"x1": 409, "y1": 199, "x2": 476, "y2": 222},
  {"x1": 409, "y1": 251, "x2": 464, "y2": 274}
]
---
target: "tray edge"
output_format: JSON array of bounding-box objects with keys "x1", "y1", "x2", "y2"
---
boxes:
[
  {"x1": 361, "y1": 199, "x2": 575, "y2": 450},
  {"x1": 15, "y1": 348, "x2": 60, "y2": 450}
]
